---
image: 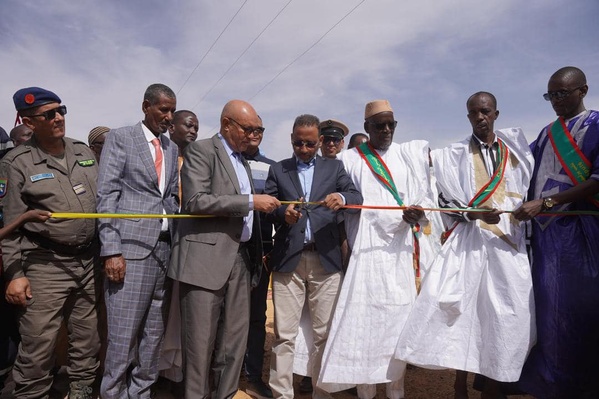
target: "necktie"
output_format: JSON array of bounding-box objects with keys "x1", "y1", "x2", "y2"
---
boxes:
[
  {"x1": 482, "y1": 143, "x2": 498, "y2": 174},
  {"x1": 151, "y1": 138, "x2": 163, "y2": 183}
]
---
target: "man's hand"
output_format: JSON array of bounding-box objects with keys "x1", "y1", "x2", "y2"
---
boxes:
[
  {"x1": 285, "y1": 203, "x2": 302, "y2": 225},
  {"x1": 254, "y1": 194, "x2": 281, "y2": 213},
  {"x1": 104, "y1": 255, "x2": 127, "y2": 283},
  {"x1": 5, "y1": 277, "x2": 32, "y2": 306},
  {"x1": 321, "y1": 193, "x2": 344, "y2": 211},
  {"x1": 403, "y1": 205, "x2": 424, "y2": 225},
  {"x1": 466, "y1": 206, "x2": 503, "y2": 224},
  {"x1": 513, "y1": 199, "x2": 544, "y2": 221}
]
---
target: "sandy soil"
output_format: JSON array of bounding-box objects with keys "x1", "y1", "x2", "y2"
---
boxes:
[{"x1": 0, "y1": 297, "x2": 534, "y2": 399}]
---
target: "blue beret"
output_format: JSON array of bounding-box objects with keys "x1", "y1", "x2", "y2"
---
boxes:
[{"x1": 13, "y1": 87, "x2": 61, "y2": 112}]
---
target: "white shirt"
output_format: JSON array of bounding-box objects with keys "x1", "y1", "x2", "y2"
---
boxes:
[{"x1": 141, "y1": 122, "x2": 168, "y2": 231}]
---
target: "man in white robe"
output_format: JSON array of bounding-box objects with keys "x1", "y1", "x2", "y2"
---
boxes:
[
  {"x1": 395, "y1": 92, "x2": 536, "y2": 398},
  {"x1": 318, "y1": 100, "x2": 437, "y2": 399}
]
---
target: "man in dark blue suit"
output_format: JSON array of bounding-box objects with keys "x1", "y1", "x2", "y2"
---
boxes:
[{"x1": 265, "y1": 114, "x2": 363, "y2": 399}]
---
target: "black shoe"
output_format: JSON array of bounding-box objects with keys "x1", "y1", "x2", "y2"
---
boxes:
[
  {"x1": 246, "y1": 380, "x2": 273, "y2": 399},
  {"x1": 298, "y1": 376, "x2": 313, "y2": 394}
]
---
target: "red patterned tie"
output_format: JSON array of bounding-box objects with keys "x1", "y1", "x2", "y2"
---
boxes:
[{"x1": 151, "y1": 138, "x2": 163, "y2": 183}]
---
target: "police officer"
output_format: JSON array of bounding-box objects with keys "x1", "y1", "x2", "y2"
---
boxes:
[
  {"x1": 319, "y1": 119, "x2": 349, "y2": 159},
  {"x1": 1, "y1": 87, "x2": 100, "y2": 399}
]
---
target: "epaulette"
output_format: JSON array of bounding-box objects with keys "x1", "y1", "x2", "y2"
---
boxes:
[
  {"x1": 65, "y1": 137, "x2": 87, "y2": 146},
  {"x1": 0, "y1": 144, "x2": 32, "y2": 164}
]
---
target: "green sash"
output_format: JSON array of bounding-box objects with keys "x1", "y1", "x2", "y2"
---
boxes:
[
  {"x1": 441, "y1": 138, "x2": 509, "y2": 244},
  {"x1": 547, "y1": 117, "x2": 599, "y2": 204},
  {"x1": 356, "y1": 142, "x2": 422, "y2": 291},
  {"x1": 469, "y1": 139, "x2": 509, "y2": 207},
  {"x1": 356, "y1": 142, "x2": 404, "y2": 206}
]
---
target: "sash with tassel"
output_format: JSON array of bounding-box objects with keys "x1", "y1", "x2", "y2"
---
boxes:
[
  {"x1": 441, "y1": 138, "x2": 510, "y2": 243},
  {"x1": 356, "y1": 142, "x2": 423, "y2": 292}
]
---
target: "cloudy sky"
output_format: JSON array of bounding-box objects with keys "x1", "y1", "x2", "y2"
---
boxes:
[{"x1": 1, "y1": 0, "x2": 598, "y2": 160}]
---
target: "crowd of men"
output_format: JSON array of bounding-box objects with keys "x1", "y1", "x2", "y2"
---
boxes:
[{"x1": 0, "y1": 65, "x2": 597, "y2": 399}]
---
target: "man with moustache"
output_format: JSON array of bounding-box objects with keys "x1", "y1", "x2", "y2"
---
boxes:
[
  {"x1": 396, "y1": 92, "x2": 535, "y2": 399},
  {"x1": 97, "y1": 83, "x2": 180, "y2": 399},
  {"x1": 293, "y1": 118, "x2": 351, "y2": 394},
  {"x1": 265, "y1": 114, "x2": 362, "y2": 399},
  {"x1": 168, "y1": 100, "x2": 280, "y2": 399},
  {"x1": 319, "y1": 119, "x2": 348, "y2": 159},
  {"x1": 319, "y1": 100, "x2": 436, "y2": 399},
  {"x1": 1, "y1": 87, "x2": 99, "y2": 399},
  {"x1": 514, "y1": 66, "x2": 599, "y2": 399}
]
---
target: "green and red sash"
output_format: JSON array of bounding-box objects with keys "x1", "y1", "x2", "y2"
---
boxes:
[
  {"x1": 469, "y1": 138, "x2": 509, "y2": 207},
  {"x1": 441, "y1": 138, "x2": 509, "y2": 243},
  {"x1": 547, "y1": 117, "x2": 599, "y2": 206},
  {"x1": 357, "y1": 142, "x2": 422, "y2": 291}
]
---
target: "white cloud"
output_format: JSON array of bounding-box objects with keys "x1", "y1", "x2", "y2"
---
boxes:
[{"x1": 0, "y1": 0, "x2": 597, "y2": 158}]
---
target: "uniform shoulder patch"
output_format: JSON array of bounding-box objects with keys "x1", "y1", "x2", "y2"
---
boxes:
[{"x1": 0, "y1": 178, "x2": 7, "y2": 198}]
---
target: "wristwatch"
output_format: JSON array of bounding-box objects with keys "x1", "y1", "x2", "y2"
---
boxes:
[{"x1": 542, "y1": 197, "x2": 555, "y2": 210}]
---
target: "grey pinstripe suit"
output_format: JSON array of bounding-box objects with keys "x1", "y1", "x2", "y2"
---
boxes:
[{"x1": 97, "y1": 122, "x2": 178, "y2": 399}]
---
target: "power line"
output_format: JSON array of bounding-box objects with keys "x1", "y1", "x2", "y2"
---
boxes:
[
  {"x1": 176, "y1": 0, "x2": 248, "y2": 95},
  {"x1": 249, "y1": 0, "x2": 366, "y2": 101},
  {"x1": 192, "y1": 0, "x2": 294, "y2": 110}
]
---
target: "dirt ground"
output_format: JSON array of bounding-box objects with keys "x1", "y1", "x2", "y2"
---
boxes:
[{"x1": 0, "y1": 297, "x2": 534, "y2": 399}]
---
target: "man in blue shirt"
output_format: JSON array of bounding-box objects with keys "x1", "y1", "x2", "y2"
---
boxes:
[{"x1": 264, "y1": 114, "x2": 362, "y2": 399}]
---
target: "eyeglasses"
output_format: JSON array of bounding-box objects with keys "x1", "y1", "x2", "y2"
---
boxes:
[
  {"x1": 292, "y1": 140, "x2": 318, "y2": 149},
  {"x1": 543, "y1": 86, "x2": 585, "y2": 101},
  {"x1": 369, "y1": 120, "x2": 397, "y2": 131},
  {"x1": 228, "y1": 118, "x2": 265, "y2": 136},
  {"x1": 322, "y1": 136, "x2": 342, "y2": 145},
  {"x1": 29, "y1": 105, "x2": 67, "y2": 121}
]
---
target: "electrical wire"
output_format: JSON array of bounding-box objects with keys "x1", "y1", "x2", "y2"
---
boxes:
[
  {"x1": 249, "y1": 0, "x2": 366, "y2": 101},
  {"x1": 192, "y1": 0, "x2": 294, "y2": 110},
  {"x1": 176, "y1": 0, "x2": 249, "y2": 95}
]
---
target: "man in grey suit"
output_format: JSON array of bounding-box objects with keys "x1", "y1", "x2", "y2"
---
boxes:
[
  {"x1": 97, "y1": 83, "x2": 179, "y2": 399},
  {"x1": 168, "y1": 100, "x2": 280, "y2": 399},
  {"x1": 265, "y1": 114, "x2": 363, "y2": 399}
]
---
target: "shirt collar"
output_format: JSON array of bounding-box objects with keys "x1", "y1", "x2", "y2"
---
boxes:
[
  {"x1": 218, "y1": 133, "x2": 238, "y2": 158},
  {"x1": 141, "y1": 122, "x2": 160, "y2": 144},
  {"x1": 295, "y1": 155, "x2": 316, "y2": 168},
  {"x1": 471, "y1": 132, "x2": 497, "y2": 148}
]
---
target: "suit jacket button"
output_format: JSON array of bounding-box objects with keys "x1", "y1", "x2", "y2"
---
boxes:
[
  {"x1": 235, "y1": 233, "x2": 241, "y2": 239},
  {"x1": 300, "y1": 229, "x2": 305, "y2": 234}
]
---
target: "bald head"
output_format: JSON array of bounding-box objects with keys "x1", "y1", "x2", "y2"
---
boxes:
[
  {"x1": 10, "y1": 124, "x2": 33, "y2": 146},
  {"x1": 220, "y1": 100, "x2": 261, "y2": 153},
  {"x1": 550, "y1": 66, "x2": 587, "y2": 87},
  {"x1": 547, "y1": 66, "x2": 588, "y2": 119}
]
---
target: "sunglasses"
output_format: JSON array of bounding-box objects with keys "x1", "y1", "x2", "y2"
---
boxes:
[
  {"x1": 228, "y1": 117, "x2": 265, "y2": 136},
  {"x1": 369, "y1": 120, "x2": 397, "y2": 131},
  {"x1": 323, "y1": 136, "x2": 342, "y2": 144},
  {"x1": 29, "y1": 105, "x2": 67, "y2": 121},
  {"x1": 292, "y1": 140, "x2": 318, "y2": 149},
  {"x1": 542, "y1": 86, "x2": 585, "y2": 101}
]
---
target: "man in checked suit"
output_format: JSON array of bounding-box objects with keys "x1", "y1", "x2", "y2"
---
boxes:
[
  {"x1": 168, "y1": 100, "x2": 280, "y2": 399},
  {"x1": 265, "y1": 114, "x2": 363, "y2": 399},
  {"x1": 97, "y1": 83, "x2": 179, "y2": 399}
]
